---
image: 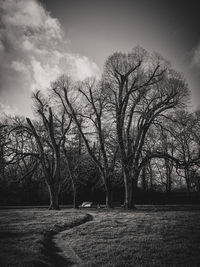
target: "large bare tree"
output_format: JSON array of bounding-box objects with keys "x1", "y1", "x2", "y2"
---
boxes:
[{"x1": 103, "y1": 47, "x2": 189, "y2": 208}]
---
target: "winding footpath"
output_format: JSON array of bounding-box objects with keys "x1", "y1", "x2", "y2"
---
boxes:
[
  {"x1": 52, "y1": 212, "x2": 94, "y2": 266},
  {"x1": 50, "y1": 206, "x2": 200, "y2": 266}
]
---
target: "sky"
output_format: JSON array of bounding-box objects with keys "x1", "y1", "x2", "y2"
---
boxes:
[{"x1": 0, "y1": 0, "x2": 200, "y2": 117}]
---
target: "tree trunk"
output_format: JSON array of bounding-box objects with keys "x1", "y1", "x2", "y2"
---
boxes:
[
  {"x1": 47, "y1": 183, "x2": 60, "y2": 210},
  {"x1": 123, "y1": 168, "x2": 135, "y2": 209},
  {"x1": 185, "y1": 167, "x2": 191, "y2": 197},
  {"x1": 165, "y1": 158, "x2": 172, "y2": 193},
  {"x1": 72, "y1": 181, "x2": 78, "y2": 209},
  {"x1": 141, "y1": 165, "x2": 147, "y2": 192},
  {"x1": 105, "y1": 181, "x2": 113, "y2": 208},
  {"x1": 148, "y1": 161, "x2": 153, "y2": 190},
  {"x1": 65, "y1": 159, "x2": 79, "y2": 209},
  {"x1": 25, "y1": 176, "x2": 31, "y2": 205}
]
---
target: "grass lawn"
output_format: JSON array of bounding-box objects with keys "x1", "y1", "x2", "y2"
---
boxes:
[
  {"x1": 0, "y1": 209, "x2": 90, "y2": 266},
  {"x1": 66, "y1": 209, "x2": 200, "y2": 266},
  {"x1": 0, "y1": 208, "x2": 200, "y2": 266}
]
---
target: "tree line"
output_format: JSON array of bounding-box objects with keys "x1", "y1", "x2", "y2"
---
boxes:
[{"x1": 0, "y1": 47, "x2": 200, "y2": 209}]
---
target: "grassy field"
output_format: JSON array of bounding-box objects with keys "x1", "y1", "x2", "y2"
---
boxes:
[
  {"x1": 0, "y1": 208, "x2": 200, "y2": 266},
  {"x1": 0, "y1": 209, "x2": 90, "y2": 266},
  {"x1": 65, "y1": 209, "x2": 200, "y2": 266}
]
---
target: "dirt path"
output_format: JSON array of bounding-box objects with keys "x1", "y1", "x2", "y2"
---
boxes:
[
  {"x1": 50, "y1": 208, "x2": 200, "y2": 266},
  {"x1": 52, "y1": 213, "x2": 93, "y2": 266},
  {"x1": 51, "y1": 210, "x2": 122, "y2": 266}
]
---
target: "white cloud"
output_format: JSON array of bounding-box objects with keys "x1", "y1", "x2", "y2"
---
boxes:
[
  {"x1": 22, "y1": 39, "x2": 35, "y2": 51},
  {"x1": 0, "y1": 0, "x2": 62, "y2": 55},
  {"x1": 30, "y1": 53, "x2": 100, "y2": 91},
  {"x1": 2, "y1": 0, "x2": 44, "y2": 27},
  {"x1": 30, "y1": 57, "x2": 62, "y2": 91},
  {"x1": 11, "y1": 61, "x2": 27, "y2": 73},
  {"x1": 1, "y1": 0, "x2": 62, "y2": 39},
  {"x1": 191, "y1": 42, "x2": 200, "y2": 67},
  {"x1": 0, "y1": 102, "x2": 20, "y2": 117},
  {"x1": 68, "y1": 55, "x2": 100, "y2": 80},
  {"x1": 0, "y1": 41, "x2": 4, "y2": 52},
  {"x1": 0, "y1": 0, "x2": 100, "y2": 116}
]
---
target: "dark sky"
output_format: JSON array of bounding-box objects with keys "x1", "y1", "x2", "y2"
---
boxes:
[
  {"x1": 0, "y1": 0, "x2": 200, "y2": 116},
  {"x1": 41, "y1": 0, "x2": 200, "y2": 108},
  {"x1": 42, "y1": 0, "x2": 200, "y2": 61}
]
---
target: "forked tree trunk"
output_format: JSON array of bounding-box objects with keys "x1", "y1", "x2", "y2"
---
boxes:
[{"x1": 47, "y1": 183, "x2": 60, "y2": 210}]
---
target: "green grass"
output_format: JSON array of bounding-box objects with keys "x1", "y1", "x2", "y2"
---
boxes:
[
  {"x1": 1, "y1": 208, "x2": 200, "y2": 266},
  {"x1": 0, "y1": 209, "x2": 89, "y2": 266}
]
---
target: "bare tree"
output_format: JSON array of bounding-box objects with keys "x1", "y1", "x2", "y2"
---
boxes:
[
  {"x1": 103, "y1": 47, "x2": 189, "y2": 208},
  {"x1": 0, "y1": 121, "x2": 11, "y2": 204},
  {"x1": 168, "y1": 110, "x2": 200, "y2": 194},
  {"x1": 61, "y1": 121, "x2": 82, "y2": 208},
  {"x1": 150, "y1": 123, "x2": 175, "y2": 193},
  {"x1": 12, "y1": 91, "x2": 72, "y2": 209},
  {"x1": 52, "y1": 77, "x2": 118, "y2": 208},
  {"x1": 0, "y1": 123, "x2": 8, "y2": 184}
]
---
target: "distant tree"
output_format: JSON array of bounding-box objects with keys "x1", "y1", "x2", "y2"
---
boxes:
[
  {"x1": 0, "y1": 120, "x2": 10, "y2": 204},
  {"x1": 10, "y1": 127, "x2": 39, "y2": 203},
  {"x1": 61, "y1": 121, "x2": 83, "y2": 208},
  {"x1": 0, "y1": 116, "x2": 41, "y2": 205},
  {"x1": 169, "y1": 110, "x2": 200, "y2": 194},
  {"x1": 12, "y1": 91, "x2": 72, "y2": 209},
  {"x1": 0, "y1": 123, "x2": 8, "y2": 184},
  {"x1": 52, "y1": 77, "x2": 118, "y2": 208},
  {"x1": 146, "y1": 122, "x2": 175, "y2": 193},
  {"x1": 160, "y1": 130, "x2": 174, "y2": 193}
]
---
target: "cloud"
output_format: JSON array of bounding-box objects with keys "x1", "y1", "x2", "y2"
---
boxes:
[
  {"x1": 191, "y1": 42, "x2": 200, "y2": 67},
  {"x1": 0, "y1": 102, "x2": 20, "y2": 117},
  {"x1": 68, "y1": 55, "x2": 100, "y2": 80},
  {"x1": 1, "y1": 0, "x2": 62, "y2": 51},
  {"x1": 30, "y1": 57, "x2": 62, "y2": 91},
  {"x1": 11, "y1": 61, "x2": 27, "y2": 73},
  {"x1": 188, "y1": 42, "x2": 200, "y2": 110},
  {"x1": 0, "y1": 41, "x2": 5, "y2": 52},
  {"x1": 0, "y1": 0, "x2": 100, "y2": 116}
]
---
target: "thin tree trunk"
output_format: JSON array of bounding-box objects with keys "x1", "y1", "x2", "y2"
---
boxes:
[
  {"x1": 72, "y1": 180, "x2": 78, "y2": 209},
  {"x1": 185, "y1": 167, "x2": 191, "y2": 197},
  {"x1": 47, "y1": 183, "x2": 60, "y2": 210},
  {"x1": 165, "y1": 158, "x2": 172, "y2": 193},
  {"x1": 25, "y1": 176, "x2": 31, "y2": 205},
  {"x1": 105, "y1": 179, "x2": 113, "y2": 208},
  {"x1": 148, "y1": 162, "x2": 153, "y2": 190},
  {"x1": 141, "y1": 165, "x2": 147, "y2": 192},
  {"x1": 123, "y1": 168, "x2": 135, "y2": 209}
]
